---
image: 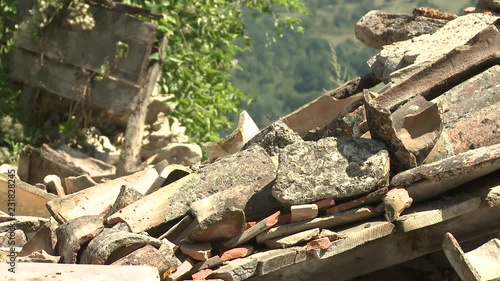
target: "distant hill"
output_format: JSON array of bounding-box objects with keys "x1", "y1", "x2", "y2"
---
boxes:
[{"x1": 232, "y1": 0, "x2": 477, "y2": 128}]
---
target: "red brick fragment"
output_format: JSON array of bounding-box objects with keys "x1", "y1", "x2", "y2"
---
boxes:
[
  {"x1": 220, "y1": 246, "x2": 254, "y2": 262},
  {"x1": 192, "y1": 268, "x2": 213, "y2": 280},
  {"x1": 306, "y1": 237, "x2": 332, "y2": 252}
]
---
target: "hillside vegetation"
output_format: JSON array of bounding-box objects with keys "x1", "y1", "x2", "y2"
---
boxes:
[{"x1": 234, "y1": 0, "x2": 476, "y2": 128}]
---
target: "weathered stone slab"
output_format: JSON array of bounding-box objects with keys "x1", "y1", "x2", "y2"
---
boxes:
[
  {"x1": 273, "y1": 137, "x2": 389, "y2": 204},
  {"x1": 369, "y1": 13, "x2": 498, "y2": 82},
  {"x1": 242, "y1": 120, "x2": 303, "y2": 157},
  {"x1": 355, "y1": 10, "x2": 448, "y2": 49},
  {"x1": 107, "y1": 146, "x2": 277, "y2": 233},
  {"x1": 291, "y1": 204, "x2": 318, "y2": 222}
]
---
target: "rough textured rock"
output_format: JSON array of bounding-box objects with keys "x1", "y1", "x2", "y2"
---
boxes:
[
  {"x1": 369, "y1": 13, "x2": 498, "y2": 82},
  {"x1": 476, "y1": 0, "x2": 500, "y2": 13},
  {"x1": 273, "y1": 137, "x2": 390, "y2": 204},
  {"x1": 241, "y1": 121, "x2": 303, "y2": 157},
  {"x1": 355, "y1": 10, "x2": 448, "y2": 49}
]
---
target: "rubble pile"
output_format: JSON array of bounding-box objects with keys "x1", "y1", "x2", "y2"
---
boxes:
[{"x1": 1, "y1": 4, "x2": 499, "y2": 281}]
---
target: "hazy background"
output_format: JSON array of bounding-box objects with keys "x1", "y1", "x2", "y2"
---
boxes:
[{"x1": 232, "y1": 0, "x2": 476, "y2": 128}]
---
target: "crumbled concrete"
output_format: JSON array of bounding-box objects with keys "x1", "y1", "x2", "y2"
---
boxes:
[{"x1": 273, "y1": 137, "x2": 390, "y2": 204}]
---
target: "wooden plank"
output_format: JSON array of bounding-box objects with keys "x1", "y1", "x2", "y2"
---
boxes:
[
  {"x1": 249, "y1": 205, "x2": 500, "y2": 281},
  {"x1": 394, "y1": 195, "x2": 481, "y2": 233},
  {"x1": 0, "y1": 174, "x2": 58, "y2": 217},
  {"x1": 117, "y1": 62, "x2": 161, "y2": 174},
  {"x1": 310, "y1": 221, "x2": 396, "y2": 260},
  {"x1": 256, "y1": 207, "x2": 379, "y2": 243},
  {"x1": 247, "y1": 176, "x2": 500, "y2": 281},
  {"x1": 10, "y1": 49, "x2": 141, "y2": 114},
  {"x1": 0, "y1": 263, "x2": 160, "y2": 280},
  {"x1": 15, "y1": 3, "x2": 157, "y2": 84},
  {"x1": 18, "y1": 144, "x2": 85, "y2": 186}
]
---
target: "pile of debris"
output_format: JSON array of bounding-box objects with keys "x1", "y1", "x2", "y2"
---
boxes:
[{"x1": 1, "y1": 4, "x2": 500, "y2": 281}]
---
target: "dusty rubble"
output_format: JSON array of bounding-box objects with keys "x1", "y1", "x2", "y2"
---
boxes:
[{"x1": 1, "y1": 3, "x2": 500, "y2": 281}]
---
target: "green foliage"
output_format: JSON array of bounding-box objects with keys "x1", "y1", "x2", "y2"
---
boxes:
[
  {"x1": 0, "y1": 0, "x2": 24, "y2": 164},
  {"x1": 122, "y1": 0, "x2": 308, "y2": 143}
]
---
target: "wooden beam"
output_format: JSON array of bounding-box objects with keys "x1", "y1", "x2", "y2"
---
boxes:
[
  {"x1": 0, "y1": 263, "x2": 160, "y2": 280},
  {"x1": 247, "y1": 175, "x2": 500, "y2": 281},
  {"x1": 18, "y1": 145, "x2": 85, "y2": 186},
  {"x1": 10, "y1": 49, "x2": 141, "y2": 115},
  {"x1": 0, "y1": 174, "x2": 58, "y2": 217},
  {"x1": 15, "y1": 4, "x2": 157, "y2": 84}
]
